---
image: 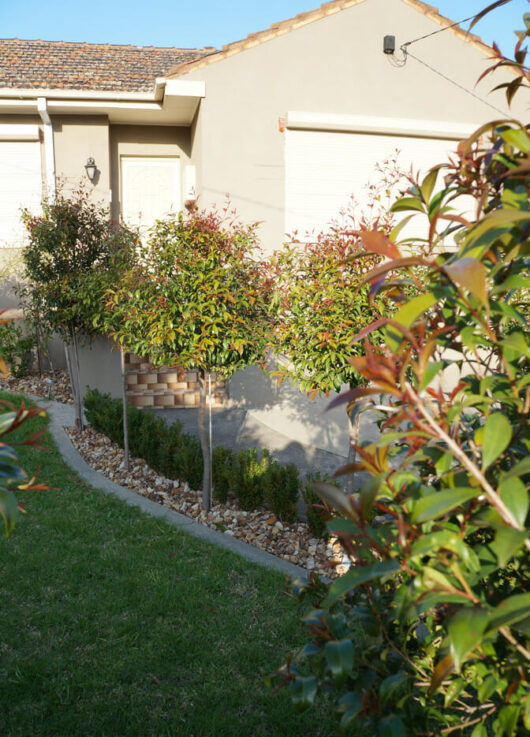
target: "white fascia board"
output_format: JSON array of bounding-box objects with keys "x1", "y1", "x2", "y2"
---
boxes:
[
  {"x1": 285, "y1": 111, "x2": 476, "y2": 141},
  {"x1": 0, "y1": 123, "x2": 39, "y2": 140},
  {"x1": 46, "y1": 99, "x2": 163, "y2": 113},
  {"x1": 164, "y1": 79, "x2": 205, "y2": 98},
  {"x1": 0, "y1": 87, "x2": 160, "y2": 102}
]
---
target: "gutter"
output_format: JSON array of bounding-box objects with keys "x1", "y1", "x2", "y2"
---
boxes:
[{"x1": 37, "y1": 98, "x2": 56, "y2": 202}]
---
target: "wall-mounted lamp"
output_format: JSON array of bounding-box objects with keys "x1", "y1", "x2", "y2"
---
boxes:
[
  {"x1": 383, "y1": 35, "x2": 396, "y2": 54},
  {"x1": 84, "y1": 156, "x2": 97, "y2": 181}
]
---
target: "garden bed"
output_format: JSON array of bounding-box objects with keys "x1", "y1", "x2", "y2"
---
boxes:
[
  {"x1": 66, "y1": 424, "x2": 347, "y2": 579},
  {"x1": 2, "y1": 369, "x2": 73, "y2": 404}
]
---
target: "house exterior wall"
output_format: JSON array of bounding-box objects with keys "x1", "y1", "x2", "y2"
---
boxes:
[
  {"x1": 176, "y1": 0, "x2": 526, "y2": 455},
  {"x1": 180, "y1": 0, "x2": 523, "y2": 256},
  {"x1": 109, "y1": 124, "x2": 193, "y2": 221},
  {"x1": 52, "y1": 115, "x2": 111, "y2": 205}
]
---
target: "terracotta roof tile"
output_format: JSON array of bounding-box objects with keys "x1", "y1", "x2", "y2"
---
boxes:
[{"x1": 0, "y1": 39, "x2": 216, "y2": 92}]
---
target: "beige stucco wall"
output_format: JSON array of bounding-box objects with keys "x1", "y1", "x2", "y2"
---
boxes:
[
  {"x1": 52, "y1": 115, "x2": 111, "y2": 205},
  {"x1": 109, "y1": 125, "x2": 192, "y2": 221},
  {"x1": 181, "y1": 0, "x2": 525, "y2": 256}
]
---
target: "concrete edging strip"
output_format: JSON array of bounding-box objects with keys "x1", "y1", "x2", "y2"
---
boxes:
[{"x1": 44, "y1": 400, "x2": 308, "y2": 580}]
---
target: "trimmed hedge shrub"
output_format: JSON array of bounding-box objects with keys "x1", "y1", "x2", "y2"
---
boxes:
[
  {"x1": 212, "y1": 446, "x2": 236, "y2": 504},
  {"x1": 301, "y1": 471, "x2": 337, "y2": 539},
  {"x1": 84, "y1": 388, "x2": 304, "y2": 520},
  {"x1": 263, "y1": 461, "x2": 300, "y2": 523},
  {"x1": 84, "y1": 388, "x2": 202, "y2": 490}
]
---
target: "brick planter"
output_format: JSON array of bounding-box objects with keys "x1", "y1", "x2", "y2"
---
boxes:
[{"x1": 124, "y1": 353, "x2": 227, "y2": 409}]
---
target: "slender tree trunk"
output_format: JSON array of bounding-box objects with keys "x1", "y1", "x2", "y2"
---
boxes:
[
  {"x1": 72, "y1": 329, "x2": 84, "y2": 431},
  {"x1": 198, "y1": 368, "x2": 211, "y2": 511},
  {"x1": 66, "y1": 325, "x2": 84, "y2": 431},
  {"x1": 120, "y1": 349, "x2": 130, "y2": 471},
  {"x1": 346, "y1": 384, "x2": 362, "y2": 492},
  {"x1": 35, "y1": 324, "x2": 42, "y2": 376},
  {"x1": 64, "y1": 340, "x2": 78, "y2": 424}
]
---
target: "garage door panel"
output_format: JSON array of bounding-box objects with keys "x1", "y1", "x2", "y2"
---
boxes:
[
  {"x1": 285, "y1": 129, "x2": 468, "y2": 242},
  {"x1": 0, "y1": 141, "x2": 43, "y2": 249}
]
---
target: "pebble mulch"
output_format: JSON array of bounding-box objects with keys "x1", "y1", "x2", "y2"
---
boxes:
[
  {"x1": 2, "y1": 370, "x2": 74, "y2": 404},
  {"x1": 66, "y1": 425, "x2": 348, "y2": 578}
]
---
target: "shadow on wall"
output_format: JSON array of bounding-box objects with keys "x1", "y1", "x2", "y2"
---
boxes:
[{"x1": 228, "y1": 361, "x2": 380, "y2": 458}]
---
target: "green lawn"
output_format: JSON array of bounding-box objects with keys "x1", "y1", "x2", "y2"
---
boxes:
[{"x1": 0, "y1": 395, "x2": 335, "y2": 737}]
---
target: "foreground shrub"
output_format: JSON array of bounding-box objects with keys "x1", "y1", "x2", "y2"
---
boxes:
[
  {"x1": 278, "y1": 22, "x2": 530, "y2": 736},
  {"x1": 0, "y1": 322, "x2": 35, "y2": 378}
]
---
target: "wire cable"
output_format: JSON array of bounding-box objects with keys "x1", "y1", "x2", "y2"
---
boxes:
[
  {"x1": 401, "y1": 13, "x2": 479, "y2": 49},
  {"x1": 403, "y1": 49, "x2": 509, "y2": 116}
]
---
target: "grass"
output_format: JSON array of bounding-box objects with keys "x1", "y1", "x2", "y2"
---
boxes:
[{"x1": 0, "y1": 393, "x2": 336, "y2": 737}]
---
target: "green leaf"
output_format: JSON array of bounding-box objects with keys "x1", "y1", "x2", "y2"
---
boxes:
[
  {"x1": 420, "y1": 361, "x2": 444, "y2": 391},
  {"x1": 502, "y1": 331, "x2": 530, "y2": 359},
  {"x1": 501, "y1": 456, "x2": 530, "y2": 482},
  {"x1": 499, "y1": 477, "x2": 529, "y2": 528},
  {"x1": 488, "y1": 593, "x2": 530, "y2": 633},
  {"x1": 390, "y1": 197, "x2": 425, "y2": 213},
  {"x1": 0, "y1": 487, "x2": 19, "y2": 537},
  {"x1": 324, "y1": 560, "x2": 399, "y2": 607},
  {"x1": 444, "y1": 258, "x2": 487, "y2": 307},
  {"x1": 500, "y1": 127, "x2": 530, "y2": 153},
  {"x1": 444, "y1": 678, "x2": 465, "y2": 707},
  {"x1": 379, "y1": 714, "x2": 407, "y2": 737},
  {"x1": 411, "y1": 487, "x2": 477, "y2": 524},
  {"x1": 420, "y1": 168, "x2": 439, "y2": 204},
  {"x1": 482, "y1": 414, "x2": 512, "y2": 470},
  {"x1": 471, "y1": 725, "x2": 488, "y2": 737},
  {"x1": 385, "y1": 292, "x2": 437, "y2": 352},
  {"x1": 380, "y1": 672, "x2": 408, "y2": 705},
  {"x1": 497, "y1": 705, "x2": 520, "y2": 737},
  {"x1": 289, "y1": 676, "x2": 317, "y2": 711},
  {"x1": 359, "y1": 474, "x2": 384, "y2": 517},
  {"x1": 339, "y1": 692, "x2": 362, "y2": 729},
  {"x1": 491, "y1": 528, "x2": 528, "y2": 567},
  {"x1": 324, "y1": 639, "x2": 355, "y2": 681},
  {"x1": 448, "y1": 608, "x2": 489, "y2": 671},
  {"x1": 312, "y1": 482, "x2": 355, "y2": 518},
  {"x1": 478, "y1": 673, "x2": 498, "y2": 702}
]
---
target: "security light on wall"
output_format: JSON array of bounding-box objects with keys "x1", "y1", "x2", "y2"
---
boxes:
[
  {"x1": 383, "y1": 35, "x2": 396, "y2": 54},
  {"x1": 84, "y1": 157, "x2": 97, "y2": 181}
]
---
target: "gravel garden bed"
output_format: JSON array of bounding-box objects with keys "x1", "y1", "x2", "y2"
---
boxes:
[
  {"x1": 66, "y1": 424, "x2": 347, "y2": 578},
  {"x1": 3, "y1": 374, "x2": 347, "y2": 577},
  {"x1": 2, "y1": 369, "x2": 74, "y2": 404}
]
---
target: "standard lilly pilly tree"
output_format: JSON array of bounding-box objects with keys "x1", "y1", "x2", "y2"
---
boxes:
[
  {"x1": 21, "y1": 188, "x2": 138, "y2": 429},
  {"x1": 277, "y1": 18, "x2": 530, "y2": 736},
  {"x1": 104, "y1": 206, "x2": 271, "y2": 511},
  {"x1": 269, "y1": 158, "x2": 404, "y2": 462}
]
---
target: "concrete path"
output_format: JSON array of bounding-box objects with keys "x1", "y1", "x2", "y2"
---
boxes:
[{"x1": 44, "y1": 400, "x2": 309, "y2": 580}]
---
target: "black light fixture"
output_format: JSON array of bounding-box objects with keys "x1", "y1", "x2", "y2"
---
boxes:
[
  {"x1": 84, "y1": 156, "x2": 97, "y2": 181},
  {"x1": 383, "y1": 35, "x2": 396, "y2": 55}
]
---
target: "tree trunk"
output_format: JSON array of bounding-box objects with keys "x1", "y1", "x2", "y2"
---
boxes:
[
  {"x1": 198, "y1": 369, "x2": 211, "y2": 511},
  {"x1": 72, "y1": 329, "x2": 84, "y2": 431},
  {"x1": 121, "y1": 349, "x2": 130, "y2": 471},
  {"x1": 346, "y1": 386, "x2": 362, "y2": 492},
  {"x1": 66, "y1": 326, "x2": 84, "y2": 431}
]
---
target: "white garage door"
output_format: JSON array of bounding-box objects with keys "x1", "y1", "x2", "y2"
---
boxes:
[
  {"x1": 285, "y1": 128, "x2": 464, "y2": 239},
  {"x1": 0, "y1": 140, "x2": 43, "y2": 249}
]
